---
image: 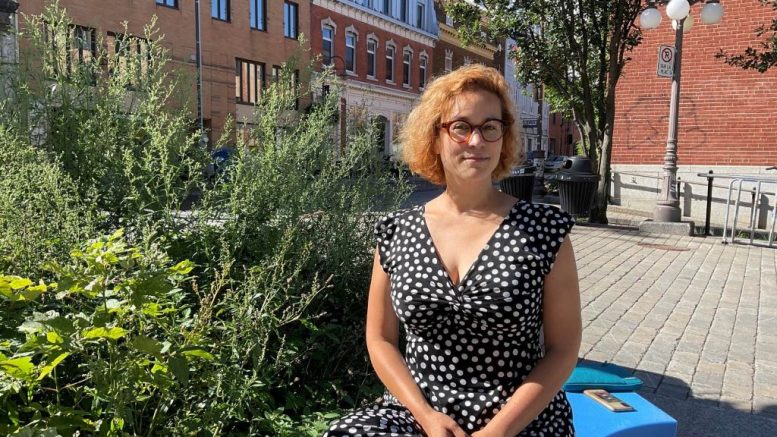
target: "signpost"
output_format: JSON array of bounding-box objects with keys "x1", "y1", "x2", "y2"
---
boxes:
[{"x1": 657, "y1": 45, "x2": 675, "y2": 78}]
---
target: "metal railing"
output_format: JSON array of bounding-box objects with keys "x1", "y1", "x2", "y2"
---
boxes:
[{"x1": 721, "y1": 174, "x2": 777, "y2": 247}]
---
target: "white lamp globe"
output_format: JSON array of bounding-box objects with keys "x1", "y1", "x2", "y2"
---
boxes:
[
  {"x1": 701, "y1": 1, "x2": 724, "y2": 25},
  {"x1": 640, "y1": 7, "x2": 662, "y2": 29},
  {"x1": 666, "y1": 0, "x2": 691, "y2": 20},
  {"x1": 672, "y1": 13, "x2": 695, "y2": 33}
]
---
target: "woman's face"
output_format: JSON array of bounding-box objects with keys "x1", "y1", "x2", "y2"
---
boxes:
[{"x1": 435, "y1": 90, "x2": 505, "y2": 185}]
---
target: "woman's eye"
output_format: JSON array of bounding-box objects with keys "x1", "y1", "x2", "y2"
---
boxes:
[{"x1": 451, "y1": 123, "x2": 470, "y2": 134}]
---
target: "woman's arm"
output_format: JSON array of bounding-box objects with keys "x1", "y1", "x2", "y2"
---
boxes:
[
  {"x1": 366, "y1": 249, "x2": 468, "y2": 437},
  {"x1": 474, "y1": 236, "x2": 582, "y2": 437}
]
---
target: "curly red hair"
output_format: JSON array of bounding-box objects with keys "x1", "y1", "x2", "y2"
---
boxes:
[{"x1": 399, "y1": 64, "x2": 521, "y2": 185}]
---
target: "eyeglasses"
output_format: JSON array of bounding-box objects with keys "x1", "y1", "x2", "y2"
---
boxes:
[{"x1": 439, "y1": 119, "x2": 508, "y2": 143}]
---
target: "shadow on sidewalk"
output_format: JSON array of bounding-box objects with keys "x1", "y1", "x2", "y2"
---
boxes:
[{"x1": 576, "y1": 358, "x2": 777, "y2": 437}]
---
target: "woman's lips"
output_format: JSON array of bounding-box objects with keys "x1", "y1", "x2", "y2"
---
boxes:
[{"x1": 463, "y1": 156, "x2": 489, "y2": 161}]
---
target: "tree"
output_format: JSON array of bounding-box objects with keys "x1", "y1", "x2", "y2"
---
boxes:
[
  {"x1": 717, "y1": 0, "x2": 777, "y2": 73},
  {"x1": 447, "y1": 0, "x2": 644, "y2": 223}
]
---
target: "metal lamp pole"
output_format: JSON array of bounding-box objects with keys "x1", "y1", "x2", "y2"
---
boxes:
[
  {"x1": 655, "y1": 18, "x2": 685, "y2": 222},
  {"x1": 640, "y1": 0, "x2": 724, "y2": 222}
]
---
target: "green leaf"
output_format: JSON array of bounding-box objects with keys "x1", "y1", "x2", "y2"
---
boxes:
[
  {"x1": 37, "y1": 352, "x2": 70, "y2": 381},
  {"x1": 168, "y1": 260, "x2": 194, "y2": 275},
  {"x1": 131, "y1": 335, "x2": 162, "y2": 356},
  {"x1": 82, "y1": 326, "x2": 128, "y2": 341},
  {"x1": 0, "y1": 356, "x2": 35, "y2": 380},
  {"x1": 168, "y1": 355, "x2": 189, "y2": 385},
  {"x1": 180, "y1": 348, "x2": 215, "y2": 361},
  {"x1": 46, "y1": 331, "x2": 64, "y2": 344},
  {"x1": 10, "y1": 278, "x2": 33, "y2": 290}
]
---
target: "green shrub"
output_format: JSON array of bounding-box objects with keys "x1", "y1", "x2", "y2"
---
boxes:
[
  {"x1": 0, "y1": 126, "x2": 95, "y2": 278},
  {"x1": 0, "y1": 2, "x2": 412, "y2": 434}
]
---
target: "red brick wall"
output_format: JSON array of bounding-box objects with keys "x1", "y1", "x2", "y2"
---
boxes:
[
  {"x1": 310, "y1": 5, "x2": 432, "y2": 93},
  {"x1": 19, "y1": 0, "x2": 310, "y2": 142},
  {"x1": 613, "y1": 0, "x2": 777, "y2": 166}
]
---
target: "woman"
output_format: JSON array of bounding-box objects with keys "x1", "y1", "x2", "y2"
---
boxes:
[{"x1": 325, "y1": 64, "x2": 581, "y2": 437}]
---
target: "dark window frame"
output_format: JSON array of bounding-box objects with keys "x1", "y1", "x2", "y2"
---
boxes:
[
  {"x1": 235, "y1": 58, "x2": 266, "y2": 105},
  {"x1": 385, "y1": 45, "x2": 395, "y2": 82},
  {"x1": 419, "y1": 54, "x2": 427, "y2": 88},
  {"x1": 322, "y1": 25, "x2": 334, "y2": 65},
  {"x1": 283, "y1": 1, "x2": 299, "y2": 39},
  {"x1": 211, "y1": 0, "x2": 230, "y2": 22},
  {"x1": 367, "y1": 38, "x2": 377, "y2": 78},
  {"x1": 156, "y1": 0, "x2": 178, "y2": 8},
  {"x1": 416, "y1": 1, "x2": 424, "y2": 28},
  {"x1": 400, "y1": 0, "x2": 407, "y2": 22},
  {"x1": 345, "y1": 31, "x2": 356, "y2": 73},
  {"x1": 250, "y1": 0, "x2": 266, "y2": 31},
  {"x1": 402, "y1": 50, "x2": 411, "y2": 86}
]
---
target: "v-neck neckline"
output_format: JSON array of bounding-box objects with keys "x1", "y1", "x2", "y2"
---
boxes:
[{"x1": 420, "y1": 200, "x2": 520, "y2": 290}]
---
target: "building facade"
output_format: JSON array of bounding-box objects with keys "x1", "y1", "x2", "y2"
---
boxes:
[
  {"x1": 611, "y1": 0, "x2": 777, "y2": 224},
  {"x1": 500, "y1": 38, "x2": 550, "y2": 161},
  {"x1": 17, "y1": 0, "x2": 311, "y2": 143},
  {"x1": 310, "y1": 0, "x2": 438, "y2": 157},
  {"x1": 431, "y1": 1, "x2": 499, "y2": 76}
]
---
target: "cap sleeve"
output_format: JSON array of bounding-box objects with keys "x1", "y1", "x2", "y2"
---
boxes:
[
  {"x1": 374, "y1": 213, "x2": 397, "y2": 274},
  {"x1": 540, "y1": 206, "x2": 575, "y2": 274}
]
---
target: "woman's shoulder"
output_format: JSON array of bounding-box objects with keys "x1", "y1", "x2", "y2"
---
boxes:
[{"x1": 374, "y1": 206, "x2": 421, "y2": 234}]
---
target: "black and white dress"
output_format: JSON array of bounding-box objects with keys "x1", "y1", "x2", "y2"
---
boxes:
[{"x1": 325, "y1": 200, "x2": 575, "y2": 436}]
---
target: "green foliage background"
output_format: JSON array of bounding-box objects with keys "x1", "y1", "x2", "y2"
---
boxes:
[{"x1": 0, "y1": 3, "x2": 410, "y2": 435}]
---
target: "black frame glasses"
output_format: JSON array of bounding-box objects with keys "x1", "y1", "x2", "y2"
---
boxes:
[{"x1": 439, "y1": 119, "x2": 508, "y2": 143}]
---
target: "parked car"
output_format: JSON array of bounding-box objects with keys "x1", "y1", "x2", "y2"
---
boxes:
[{"x1": 544, "y1": 155, "x2": 568, "y2": 173}]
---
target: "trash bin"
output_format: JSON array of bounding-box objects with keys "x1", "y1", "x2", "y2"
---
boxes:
[
  {"x1": 549, "y1": 156, "x2": 599, "y2": 217},
  {"x1": 499, "y1": 164, "x2": 535, "y2": 202}
]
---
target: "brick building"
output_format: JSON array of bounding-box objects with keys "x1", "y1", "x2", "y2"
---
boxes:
[
  {"x1": 431, "y1": 1, "x2": 499, "y2": 76},
  {"x1": 310, "y1": 0, "x2": 437, "y2": 157},
  {"x1": 17, "y1": 0, "x2": 311, "y2": 144},
  {"x1": 611, "y1": 0, "x2": 777, "y2": 224}
]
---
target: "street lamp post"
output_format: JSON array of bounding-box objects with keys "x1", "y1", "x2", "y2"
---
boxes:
[{"x1": 640, "y1": 0, "x2": 724, "y2": 222}]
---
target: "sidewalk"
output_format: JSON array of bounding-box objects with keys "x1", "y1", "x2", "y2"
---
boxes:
[{"x1": 572, "y1": 220, "x2": 777, "y2": 437}]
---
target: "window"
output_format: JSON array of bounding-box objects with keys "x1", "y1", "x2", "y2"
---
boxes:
[
  {"x1": 385, "y1": 45, "x2": 395, "y2": 82},
  {"x1": 444, "y1": 50, "x2": 452, "y2": 72},
  {"x1": 463, "y1": 56, "x2": 472, "y2": 65},
  {"x1": 156, "y1": 0, "x2": 177, "y2": 8},
  {"x1": 400, "y1": 0, "x2": 407, "y2": 22},
  {"x1": 367, "y1": 38, "x2": 377, "y2": 77},
  {"x1": 211, "y1": 0, "x2": 229, "y2": 21},
  {"x1": 235, "y1": 58, "x2": 265, "y2": 104},
  {"x1": 272, "y1": 65, "x2": 281, "y2": 82},
  {"x1": 108, "y1": 32, "x2": 151, "y2": 87},
  {"x1": 419, "y1": 54, "x2": 427, "y2": 88},
  {"x1": 416, "y1": 1, "x2": 424, "y2": 28},
  {"x1": 250, "y1": 0, "x2": 266, "y2": 30},
  {"x1": 283, "y1": 1, "x2": 298, "y2": 39},
  {"x1": 345, "y1": 32, "x2": 356, "y2": 73},
  {"x1": 322, "y1": 25, "x2": 334, "y2": 65},
  {"x1": 382, "y1": 0, "x2": 390, "y2": 14},
  {"x1": 44, "y1": 24, "x2": 96, "y2": 78},
  {"x1": 402, "y1": 50, "x2": 411, "y2": 86},
  {"x1": 445, "y1": 13, "x2": 453, "y2": 26}
]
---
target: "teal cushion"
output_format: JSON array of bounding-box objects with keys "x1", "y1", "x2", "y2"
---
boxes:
[{"x1": 563, "y1": 361, "x2": 643, "y2": 393}]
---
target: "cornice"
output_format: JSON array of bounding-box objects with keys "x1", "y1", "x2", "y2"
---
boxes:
[
  {"x1": 345, "y1": 79, "x2": 420, "y2": 100},
  {"x1": 314, "y1": 0, "x2": 437, "y2": 47},
  {"x1": 438, "y1": 22, "x2": 498, "y2": 59}
]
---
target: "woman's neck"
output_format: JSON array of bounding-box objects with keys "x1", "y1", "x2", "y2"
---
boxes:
[{"x1": 438, "y1": 178, "x2": 501, "y2": 214}]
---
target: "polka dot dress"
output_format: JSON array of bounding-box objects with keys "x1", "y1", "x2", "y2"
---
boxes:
[{"x1": 325, "y1": 200, "x2": 575, "y2": 437}]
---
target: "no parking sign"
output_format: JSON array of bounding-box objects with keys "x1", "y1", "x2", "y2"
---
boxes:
[{"x1": 657, "y1": 45, "x2": 675, "y2": 78}]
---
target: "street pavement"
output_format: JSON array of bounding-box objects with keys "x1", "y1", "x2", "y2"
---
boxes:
[{"x1": 403, "y1": 179, "x2": 777, "y2": 436}]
